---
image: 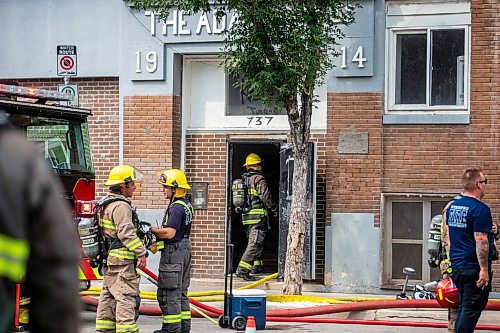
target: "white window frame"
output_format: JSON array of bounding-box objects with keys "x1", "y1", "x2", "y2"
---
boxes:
[
  {"x1": 381, "y1": 194, "x2": 455, "y2": 288},
  {"x1": 384, "y1": 2, "x2": 471, "y2": 115}
]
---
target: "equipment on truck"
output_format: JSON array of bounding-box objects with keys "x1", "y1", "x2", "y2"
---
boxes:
[{"x1": 1, "y1": 81, "x2": 97, "y2": 331}]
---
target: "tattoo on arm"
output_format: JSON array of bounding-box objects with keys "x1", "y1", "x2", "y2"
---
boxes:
[
  {"x1": 442, "y1": 224, "x2": 450, "y2": 253},
  {"x1": 475, "y1": 232, "x2": 489, "y2": 269}
]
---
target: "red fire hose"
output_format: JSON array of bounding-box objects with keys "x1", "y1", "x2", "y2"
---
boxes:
[
  {"x1": 266, "y1": 317, "x2": 500, "y2": 331},
  {"x1": 81, "y1": 267, "x2": 500, "y2": 330}
]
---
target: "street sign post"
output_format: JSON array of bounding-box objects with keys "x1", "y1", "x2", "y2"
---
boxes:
[
  {"x1": 57, "y1": 45, "x2": 77, "y2": 76},
  {"x1": 58, "y1": 84, "x2": 79, "y2": 107}
]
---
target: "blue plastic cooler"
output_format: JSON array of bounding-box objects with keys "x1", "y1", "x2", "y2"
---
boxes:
[{"x1": 229, "y1": 289, "x2": 266, "y2": 330}]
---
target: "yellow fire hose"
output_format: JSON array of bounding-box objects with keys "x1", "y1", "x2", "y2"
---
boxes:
[
  {"x1": 80, "y1": 272, "x2": 396, "y2": 304},
  {"x1": 81, "y1": 289, "x2": 391, "y2": 304}
]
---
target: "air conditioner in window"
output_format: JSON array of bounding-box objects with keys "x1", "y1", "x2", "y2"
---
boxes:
[{"x1": 456, "y1": 56, "x2": 465, "y2": 105}]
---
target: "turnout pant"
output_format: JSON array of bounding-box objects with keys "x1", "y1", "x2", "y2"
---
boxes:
[
  {"x1": 95, "y1": 263, "x2": 141, "y2": 333},
  {"x1": 448, "y1": 307, "x2": 458, "y2": 333},
  {"x1": 157, "y1": 239, "x2": 192, "y2": 333},
  {"x1": 238, "y1": 222, "x2": 267, "y2": 273}
]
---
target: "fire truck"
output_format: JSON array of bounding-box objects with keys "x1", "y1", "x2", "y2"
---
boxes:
[{"x1": 0, "y1": 81, "x2": 99, "y2": 329}]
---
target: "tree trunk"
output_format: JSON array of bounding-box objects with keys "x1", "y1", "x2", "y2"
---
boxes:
[
  {"x1": 282, "y1": 92, "x2": 312, "y2": 295},
  {"x1": 282, "y1": 151, "x2": 308, "y2": 294}
]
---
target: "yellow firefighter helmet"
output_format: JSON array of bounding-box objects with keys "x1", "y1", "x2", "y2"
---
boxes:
[
  {"x1": 243, "y1": 153, "x2": 262, "y2": 167},
  {"x1": 104, "y1": 165, "x2": 143, "y2": 187},
  {"x1": 158, "y1": 169, "x2": 191, "y2": 189}
]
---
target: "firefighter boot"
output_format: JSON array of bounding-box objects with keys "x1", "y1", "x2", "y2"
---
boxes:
[
  {"x1": 153, "y1": 324, "x2": 169, "y2": 333},
  {"x1": 235, "y1": 268, "x2": 256, "y2": 281},
  {"x1": 250, "y1": 265, "x2": 264, "y2": 275},
  {"x1": 250, "y1": 260, "x2": 264, "y2": 275}
]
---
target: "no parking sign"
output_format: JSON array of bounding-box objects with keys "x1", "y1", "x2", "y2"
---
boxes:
[{"x1": 57, "y1": 45, "x2": 77, "y2": 76}]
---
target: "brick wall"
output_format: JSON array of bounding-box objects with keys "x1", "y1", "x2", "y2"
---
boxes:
[
  {"x1": 326, "y1": 93, "x2": 384, "y2": 226},
  {"x1": 185, "y1": 133, "x2": 227, "y2": 278},
  {"x1": 311, "y1": 133, "x2": 327, "y2": 282},
  {"x1": 470, "y1": 0, "x2": 500, "y2": 288},
  {"x1": 17, "y1": 78, "x2": 120, "y2": 198},
  {"x1": 122, "y1": 95, "x2": 182, "y2": 209}
]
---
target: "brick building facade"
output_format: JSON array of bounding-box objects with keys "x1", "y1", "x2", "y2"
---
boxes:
[{"x1": 1, "y1": 0, "x2": 498, "y2": 292}]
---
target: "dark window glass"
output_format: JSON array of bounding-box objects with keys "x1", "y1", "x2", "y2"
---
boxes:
[
  {"x1": 392, "y1": 243, "x2": 423, "y2": 280},
  {"x1": 9, "y1": 114, "x2": 94, "y2": 173},
  {"x1": 226, "y1": 75, "x2": 286, "y2": 116},
  {"x1": 431, "y1": 201, "x2": 449, "y2": 218},
  {"x1": 392, "y1": 202, "x2": 423, "y2": 239},
  {"x1": 431, "y1": 29, "x2": 465, "y2": 105},
  {"x1": 396, "y1": 34, "x2": 427, "y2": 104}
]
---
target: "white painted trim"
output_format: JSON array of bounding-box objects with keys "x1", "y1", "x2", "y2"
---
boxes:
[
  {"x1": 386, "y1": 2, "x2": 470, "y2": 28},
  {"x1": 180, "y1": 56, "x2": 193, "y2": 170},
  {"x1": 387, "y1": 2, "x2": 470, "y2": 17},
  {"x1": 383, "y1": 192, "x2": 458, "y2": 199},
  {"x1": 185, "y1": 128, "x2": 327, "y2": 135},
  {"x1": 385, "y1": 24, "x2": 470, "y2": 115},
  {"x1": 119, "y1": 87, "x2": 124, "y2": 164},
  {"x1": 311, "y1": 141, "x2": 318, "y2": 280}
]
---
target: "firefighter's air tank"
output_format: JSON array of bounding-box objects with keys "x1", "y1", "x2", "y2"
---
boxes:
[
  {"x1": 78, "y1": 218, "x2": 100, "y2": 259},
  {"x1": 232, "y1": 178, "x2": 245, "y2": 213}
]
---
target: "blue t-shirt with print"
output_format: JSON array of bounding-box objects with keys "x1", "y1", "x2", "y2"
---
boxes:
[
  {"x1": 161, "y1": 198, "x2": 193, "y2": 244},
  {"x1": 446, "y1": 195, "x2": 492, "y2": 270}
]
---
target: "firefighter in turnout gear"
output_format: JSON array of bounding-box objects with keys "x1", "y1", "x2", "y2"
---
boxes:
[
  {"x1": 235, "y1": 153, "x2": 277, "y2": 281},
  {"x1": 95, "y1": 165, "x2": 147, "y2": 333},
  {"x1": 0, "y1": 111, "x2": 80, "y2": 333},
  {"x1": 151, "y1": 169, "x2": 194, "y2": 333}
]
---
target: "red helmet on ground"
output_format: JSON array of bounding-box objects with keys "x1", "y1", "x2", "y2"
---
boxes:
[{"x1": 436, "y1": 278, "x2": 459, "y2": 308}]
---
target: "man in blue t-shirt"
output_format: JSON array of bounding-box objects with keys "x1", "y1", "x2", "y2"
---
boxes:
[{"x1": 446, "y1": 168, "x2": 498, "y2": 333}]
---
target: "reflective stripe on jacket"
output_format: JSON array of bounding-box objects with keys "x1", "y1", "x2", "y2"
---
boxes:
[
  {"x1": 0, "y1": 233, "x2": 29, "y2": 281},
  {"x1": 100, "y1": 193, "x2": 147, "y2": 265},
  {"x1": 242, "y1": 171, "x2": 276, "y2": 225}
]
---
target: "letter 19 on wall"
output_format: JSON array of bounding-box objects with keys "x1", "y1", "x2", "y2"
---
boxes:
[
  {"x1": 130, "y1": 44, "x2": 164, "y2": 81},
  {"x1": 135, "y1": 51, "x2": 158, "y2": 73}
]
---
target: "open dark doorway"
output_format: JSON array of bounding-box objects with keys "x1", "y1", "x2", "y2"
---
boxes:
[{"x1": 227, "y1": 140, "x2": 282, "y2": 275}]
